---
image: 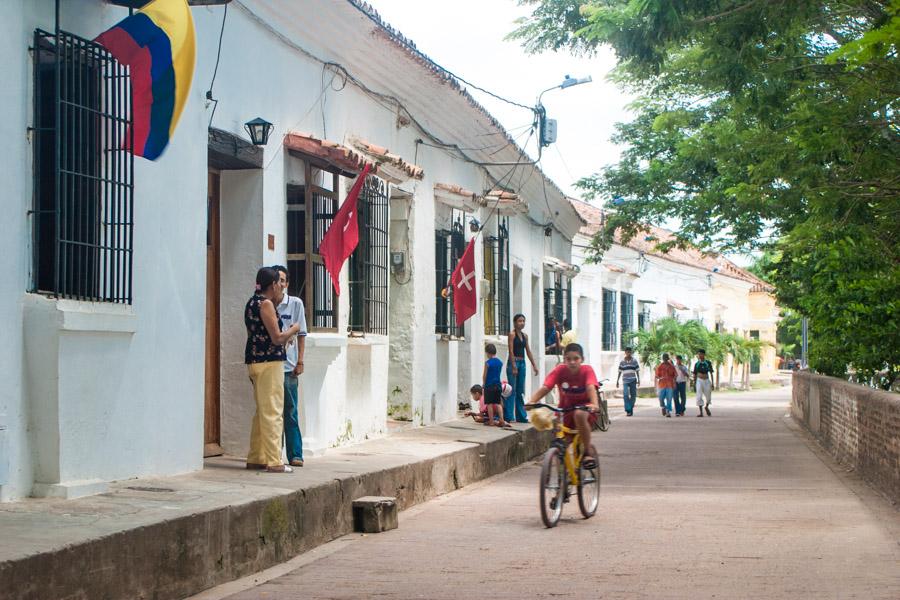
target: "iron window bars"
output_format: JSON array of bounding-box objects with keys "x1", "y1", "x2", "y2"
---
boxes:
[
  {"x1": 543, "y1": 272, "x2": 572, "y2": 329},
  {"x1": 286, "y1": 164, "x2": 339, "y2": 331},
  {"x1": 32, "y1": 29, "x2": 134, "y2": 303},
  {"x1": 348, "y1": 175, "x2": 389, "y2": 335},
  {"x1": 602, "y1": 288, "x2": 618, "y2": 351},
  {"x1": 620, "y1": 291, "x2": 634, "y2": 349},
  {"x1": 483, "y1": 216, "x2": 510, "y2": 337},
  {"x1": 435, "y1": 210, "x2": 467, "y2": 337}
]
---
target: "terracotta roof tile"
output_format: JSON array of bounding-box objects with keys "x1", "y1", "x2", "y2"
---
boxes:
[{"x1": 350, "y1": 136, "x2": 424, "y2": 180}]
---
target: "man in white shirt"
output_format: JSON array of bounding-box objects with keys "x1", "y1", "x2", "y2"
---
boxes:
[{"x1": 273, "y1": 266, "x2": 307, "y2": 467}]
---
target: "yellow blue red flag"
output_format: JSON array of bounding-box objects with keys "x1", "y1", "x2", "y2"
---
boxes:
[{"x1": 95, "y1": 0, "x2": 195, "y2": 160}]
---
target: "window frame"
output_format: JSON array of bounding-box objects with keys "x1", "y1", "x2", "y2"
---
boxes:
[
  {"x1": 348, "y1": 174, "x2": 389, "y2": 335},
  {"x1": 543, "y1": 272, "x2": 572, "y2": 330},
  {"x1": 602, "y1": 288, "x2": 618, "y2": 351},
  {"x1": 286, "y1": 162, "x2": 340, "y2": 332},
  {"x1": 483, "y1": 216, "x2": 510, "y2": 337},
  {"x1": 31, "y1": 29, "x2": 134, "y2": 304},
  {"x1": 435, "y1": 208, "x2": 467, "y2": 338},
  {"x1": 620, "y1": 291, "x2": 634, "y2": 349}
]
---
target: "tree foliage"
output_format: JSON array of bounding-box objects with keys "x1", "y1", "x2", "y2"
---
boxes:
[{"x1": 512, "y1": 0, "x2": 900, "y2": 387}]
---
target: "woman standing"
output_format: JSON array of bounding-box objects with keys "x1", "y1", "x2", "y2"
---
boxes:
[
  {"x1": 507, "y1": 314, "x2": 539, "y2": 423},
  {"x1": 245, "y1": 267, "x2": 301, "y2": 473}
]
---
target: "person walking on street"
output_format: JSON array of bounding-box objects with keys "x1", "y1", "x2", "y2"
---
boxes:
[
  {"x1": 617, "y1": 347, "x2": 640, "y2": 416},
  {"x1": 273, "y1": 266, "x2": 307, "y2": 467},
  {"x1": 674, "y1": 355, "x2": 690, "y2": 416},
  {"x1": 507, "y1": 314, "x2": 539, "y2": 423},
  {"x1": 655, "y1": 353, "x2": 677, "y2": 418},
  {"x1": 244, "y1": 267, "x2": 301, "y2": 473},
  {"x1": 693, "y1": 349, "x2": 714, "y2": 417}
]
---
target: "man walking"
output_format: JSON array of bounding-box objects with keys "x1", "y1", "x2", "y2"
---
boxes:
[
  {"x1": 273, "y1": 266, "x2": 307, "y2": 466},
  {"x1": 693, "y1": 349, "x2": 714, "y2": 417},
  {"x1": 655, "y1": 353, "x2": 677, "y2": 418},
  {"x1": 674, "y1": 355, "x2": 690, "y2": 416},
  {"x1": 617, "y1": 347, "x2": 641, "y2": 416}
]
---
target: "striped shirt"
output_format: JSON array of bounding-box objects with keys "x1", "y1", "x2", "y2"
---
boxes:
[{"x1": 619, "y1": 357, "x2": 640, "y2": 383}]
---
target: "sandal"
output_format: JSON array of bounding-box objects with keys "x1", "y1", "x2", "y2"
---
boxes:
[{"x1": 265, "y1": 465, "x2": 294, "y2": 473}]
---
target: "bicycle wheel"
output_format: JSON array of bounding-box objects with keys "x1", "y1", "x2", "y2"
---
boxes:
[
  {"x1": 577, "y1": 444, "x2": 601, "y2": 518},
  {"x1": 539, "y1": 447, "x2": 566, "y2": 528}
]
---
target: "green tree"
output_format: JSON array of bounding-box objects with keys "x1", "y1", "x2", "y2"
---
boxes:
[{"x1": 511, "y1": 0, "x2": 900, "y2": 388}]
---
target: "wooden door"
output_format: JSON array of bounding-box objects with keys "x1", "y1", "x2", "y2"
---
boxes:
[{"x1": 204, "y1": 170, "x2": 223, "y2": 457}]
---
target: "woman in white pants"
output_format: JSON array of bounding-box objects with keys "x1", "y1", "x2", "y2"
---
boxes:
[{"x1": 693, "y1": 349, "x2": 714, "y2": 417}]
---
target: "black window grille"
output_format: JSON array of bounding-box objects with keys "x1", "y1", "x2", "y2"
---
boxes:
[
  {"x1": 286, "y1": 164, "x2": 339, "y2": 331},
  {"x1": 638, "y1": 304, "x2": 652, "y2": 331},
  {"x1": 483, "y1": 217, "x2": 510, "y2": 336},
  {"x1": 32, "y1": 29, "x2": 133, "y2": 303},
  {"x1": 543, "y1": 272, "x2": 571, "y2": 329},
  {"x1": 435, "y1": 214, "x2": 466, "y2": 337},
  {"x1": 620, "y1": 292, "x2": 634, "y2": 349},
  {"x1": 602, "y1": 288, "x2": 617, "y2": 351},
  {"x1": 349, "y1": 175, "x2": 389, "y2": 335}
]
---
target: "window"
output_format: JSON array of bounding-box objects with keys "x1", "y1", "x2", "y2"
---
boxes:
[
  {"x1": 32, "y1": 30, "x2": 134, "y2": 302},
  {"x1": 286, "y1": 164, "x2": 339, "y2": 331},
  {"x1": 435, "y1": 211, "x2": 467, "y2": 337},
  {"x1": 483, "y1": 216, "x2": 510, "y2": 336},
  {"x1": 602, "y1": 288, "x2": 617, "y2": 351},
  {"x1": 620, "y1": 292, "x2": 634, "y2": 349},
  {"x1": 638, "y1": 303, "x2": 652, "y2": 331},
  {"x1": 543, "y1": 272, "x2": 571, "y2": 327},
  {"x1": 348, "y1": 175, "x2": 389, "y2": 334}
]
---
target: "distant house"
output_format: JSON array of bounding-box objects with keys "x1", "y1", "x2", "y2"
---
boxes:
[{"x1": 569, "y1": 199, "x2": 779, "y2": 383}]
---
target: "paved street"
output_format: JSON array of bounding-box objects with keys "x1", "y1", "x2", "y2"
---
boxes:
[{"x1": 200, "y1": 387, "x2": 900, "y2": 600}]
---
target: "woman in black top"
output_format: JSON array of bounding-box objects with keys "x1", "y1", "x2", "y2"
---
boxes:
[
  {"x1": 244, "y1": 267, "x2": 301, "y2": 472},
  {"x1": 507, "y1": 314, "x2": 539, "y2": 423}
]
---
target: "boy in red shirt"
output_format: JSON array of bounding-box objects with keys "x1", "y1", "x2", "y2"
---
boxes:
[
  {"x1": 529, "y1": 343, "x2": 600, "y2": 469},
  {"x1": 655, "y1": 353, "x2": 677, "y2": 417}
]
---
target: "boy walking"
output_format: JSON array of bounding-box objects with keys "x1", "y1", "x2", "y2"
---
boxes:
[
  {"x1": 655, "y1": 353, "x2": 677, "y2": 418},
  {"x1": 674, "y1": 355, "x2": 690, "y2": 416},
  {"x1": 693, "y1": 349, "x2": 714, "y2": 417},
  {"x1": 616, "y1": 347, "x2": 640, "y2": 416}
]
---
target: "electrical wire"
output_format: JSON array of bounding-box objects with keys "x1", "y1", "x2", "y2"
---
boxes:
[{"x1": 205, "y1": 3, "x2": 228, "y2": 129}]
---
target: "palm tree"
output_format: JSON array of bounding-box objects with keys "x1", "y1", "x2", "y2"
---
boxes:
[
  {"x1": 703, "y1": 331, "x2": 726, "y2": 390},
  {"x1": 719, "y1": 333, "x2": 744, "y2": 388},
  {"x1": 738, "y1": 337, "x2": 768, "y2": 390}
]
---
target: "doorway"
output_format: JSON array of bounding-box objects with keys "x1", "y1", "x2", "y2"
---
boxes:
[{"x1": 204, "y1": 170, "x2": 223, "y2": 457}]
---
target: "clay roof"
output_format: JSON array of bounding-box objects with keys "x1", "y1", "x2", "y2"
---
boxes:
[
  {"x1": 349, "y1": 137, "x2": 424, "y2": 180},
  {"x1": 570, "y1": 198, "x2": 772, "y2": 290},
  {"x1": 284, "y1": 132, "x2": 373, "y2": 177}
]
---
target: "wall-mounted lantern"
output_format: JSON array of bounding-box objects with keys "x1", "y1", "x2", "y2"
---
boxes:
[{"x1": 244, "y1": 117, "x2": 274, "y2": 146}]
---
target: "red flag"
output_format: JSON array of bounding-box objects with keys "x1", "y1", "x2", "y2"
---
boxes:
[
  {"x1": 320, "y1": 163, "x2": 372, "y2": 295},
  {"x1": 450, "y1": 238, "x2": 478, "y2": 325}
]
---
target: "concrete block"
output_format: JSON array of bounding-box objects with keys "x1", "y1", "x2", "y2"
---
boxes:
[{"x1": 352, "y1": 496, "x2": 398, "y2": 533}]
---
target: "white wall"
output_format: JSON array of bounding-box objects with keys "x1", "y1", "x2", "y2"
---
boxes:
[{"x1": 0, "y1": 1, "x2": 207, "y2": 500}]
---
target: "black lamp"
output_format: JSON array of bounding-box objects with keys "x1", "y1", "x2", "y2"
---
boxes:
[{"x1": 244, "y1": 117, "x2": 274, "y2": 146}]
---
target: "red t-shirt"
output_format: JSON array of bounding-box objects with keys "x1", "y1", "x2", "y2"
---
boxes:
[
  {"x1": 543, "y1": 364, "x2": 599, "y2": 409},
  {"x1": 655, "y1": 362, "x2": 677, "y2": 389}
]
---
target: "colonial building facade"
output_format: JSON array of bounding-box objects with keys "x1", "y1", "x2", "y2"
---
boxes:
[{"x1": 0, "y1": 0, "x2": 581, "y2": 501}]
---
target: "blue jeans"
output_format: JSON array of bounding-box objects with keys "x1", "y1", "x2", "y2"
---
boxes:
[
  {"x1": 283, "y1": 373, "x2": 303, "y2": 462},
  {"x1": 506, "y1": 359, "x2": 528, "y2": 422},
  {"x1": 622, "y1": 380, "x2": 637, "y2": 414},
  {"x1": 658, "y1": 387, "x2": 674, "y2": 413},
  {"x1": 674, "y1": 382, "x2": 687, "y2": 414}
]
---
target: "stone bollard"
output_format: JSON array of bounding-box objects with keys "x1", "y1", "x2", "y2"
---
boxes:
[{"x1": 352, "y1": 496, "x2": 398, "y2": 533}]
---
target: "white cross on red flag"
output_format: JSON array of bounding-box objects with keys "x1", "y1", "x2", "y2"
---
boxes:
[
  {"x1": 320, "y1": 163, "x2": 372, "y2": 295},
  {"x1": 450, "y1": 238, "x2": 478, "y2": 325}
]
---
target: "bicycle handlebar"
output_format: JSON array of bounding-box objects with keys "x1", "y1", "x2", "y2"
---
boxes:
[{"x1": 525, "y1": 403, "x2": 596, "y2": 413}]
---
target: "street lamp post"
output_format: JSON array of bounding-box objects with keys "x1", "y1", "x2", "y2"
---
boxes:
[{"x1": 535, "y1": 75, "x2": 592, "y2": 158}]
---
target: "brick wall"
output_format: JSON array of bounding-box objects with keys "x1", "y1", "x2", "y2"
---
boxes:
[{"x1": 792, "y1": 371, "x2": 900, "y2": 501}]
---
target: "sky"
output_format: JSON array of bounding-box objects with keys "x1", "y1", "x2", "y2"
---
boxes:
[{"x1": 368, "y1": 0, "x2": 634, "y2": 200}]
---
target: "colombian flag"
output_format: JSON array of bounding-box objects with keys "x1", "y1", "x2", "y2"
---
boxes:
[{"x1": 95, "y1": 0, "x2": 195, "y2": 160}]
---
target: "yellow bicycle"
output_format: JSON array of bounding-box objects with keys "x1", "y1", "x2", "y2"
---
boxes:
[{"x1": 527, "y1": 403, "x2": 601, "y2": 528}]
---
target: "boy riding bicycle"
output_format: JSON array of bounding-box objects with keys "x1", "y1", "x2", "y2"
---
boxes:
[{"x1": 529, "y1": 343, "x2": 600, "y2": 469}]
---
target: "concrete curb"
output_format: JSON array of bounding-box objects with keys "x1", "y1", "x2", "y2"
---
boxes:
[{"x1": 0, "y1": 424, "x2": 549, "y2": 600}]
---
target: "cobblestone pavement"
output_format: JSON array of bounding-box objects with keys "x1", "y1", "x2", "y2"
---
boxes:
[{"x1": 201, "y1": 387, "x2": 900, "y2": 600}]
